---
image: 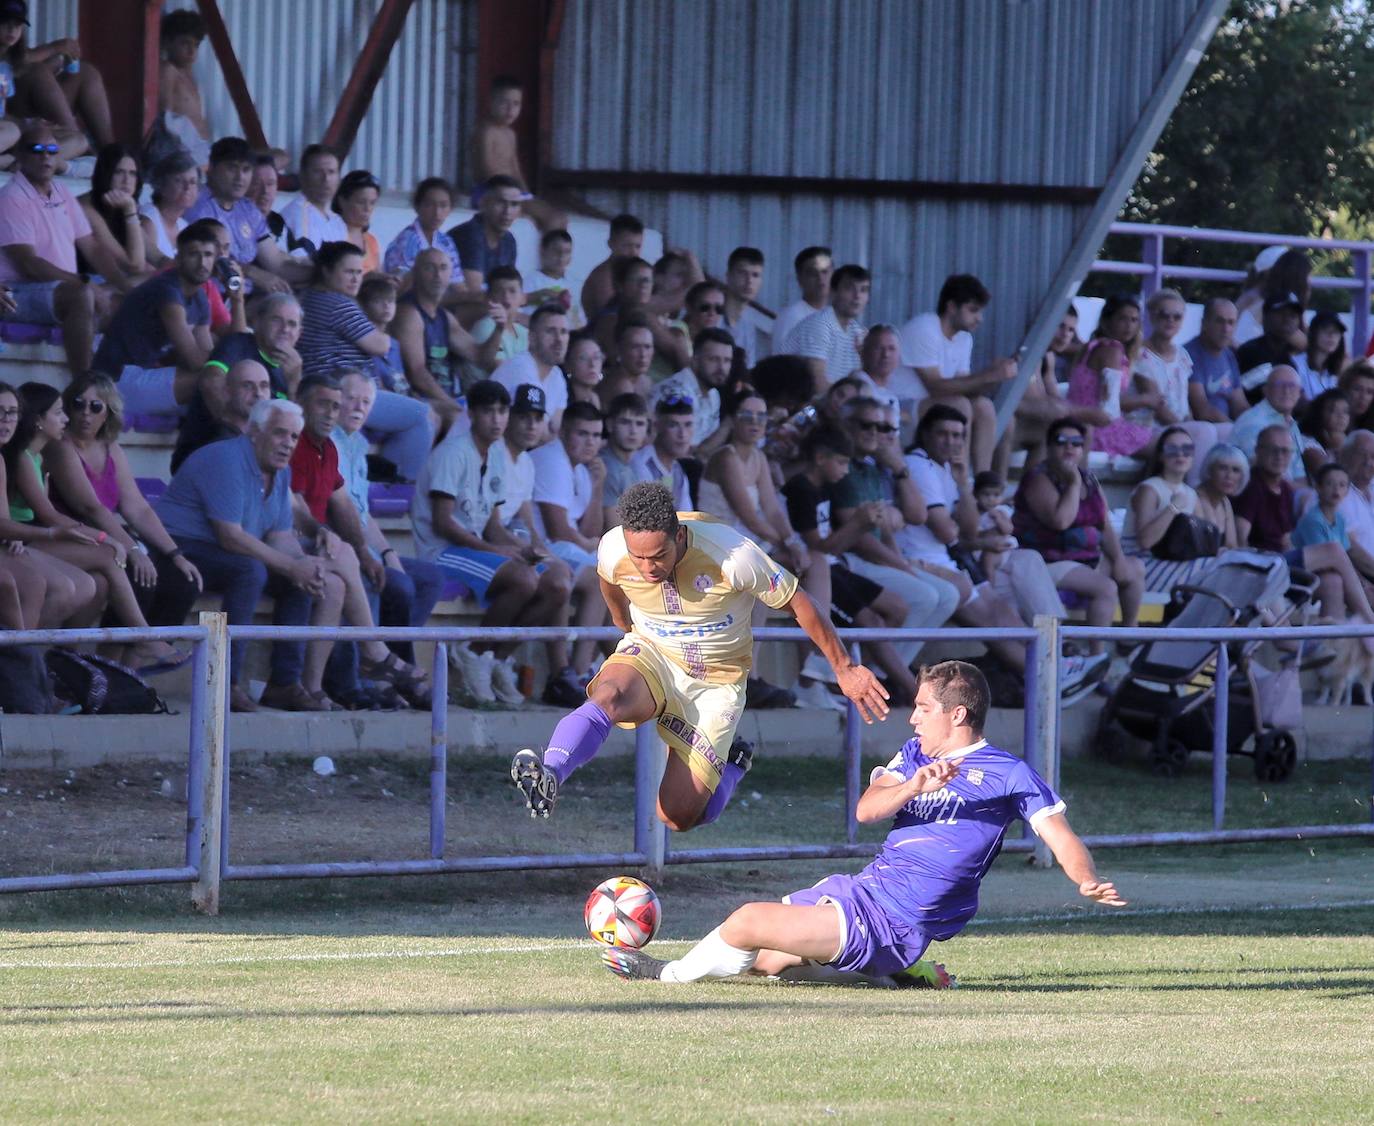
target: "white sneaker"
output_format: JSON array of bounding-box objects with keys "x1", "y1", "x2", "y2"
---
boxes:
[
  {"x1": 490, "y1": 656, "x2": 525, "y2": 705},
  {"x1": 795, "y1": 679, "x2": 846, "y2": 712},
  {"x1": 452, "y1": 645, "x2": 496, "y2": 704},
  {"x1": 801, "y1": 652, "x2": 838, "y2": 685}
]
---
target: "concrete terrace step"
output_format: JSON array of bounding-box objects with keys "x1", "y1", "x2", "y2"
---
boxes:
[{"x1": 1, "y1": 697, "x2": 1364, "y2": 771}]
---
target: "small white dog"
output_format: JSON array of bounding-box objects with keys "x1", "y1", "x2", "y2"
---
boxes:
[{"x1": 1314, "y1": 634, "x2": 1374, "y2": 707}]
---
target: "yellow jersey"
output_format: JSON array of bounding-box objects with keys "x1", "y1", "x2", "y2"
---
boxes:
[{"x1": 597, "y1": 514, "x2": 799, "y2": 685}]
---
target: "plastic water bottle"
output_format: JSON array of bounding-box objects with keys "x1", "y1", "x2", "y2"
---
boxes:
[
  {"x1": 63, "y1": 56, "x2": 80, "y2": 75},
  {"x1": 1102, "y1": 367, "x2": 1123, "y2": 419}
]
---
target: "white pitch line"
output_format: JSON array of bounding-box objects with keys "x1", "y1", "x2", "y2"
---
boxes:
[
  {"x1": 2, "y1": 898, "x2": 1372, "y2": 971},
  {"x1": 965, "y1": 897, "x2": 1374, "y2": 927}
]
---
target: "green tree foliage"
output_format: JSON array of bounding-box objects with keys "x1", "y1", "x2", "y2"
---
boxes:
[{"x1": 1098, "y1": 1, "x2": 1374, "y2": 301}]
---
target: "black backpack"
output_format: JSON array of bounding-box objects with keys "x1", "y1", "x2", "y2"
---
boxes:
[
  {"x1": 44, "y1": 651, "x2": 171, "y2": 715},
  {"x1": 0, "y1": 645, "x2": 57, "y2": 714}
]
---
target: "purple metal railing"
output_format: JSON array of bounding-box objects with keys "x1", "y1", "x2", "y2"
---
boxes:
[
  {"x1": 4, "y1": 617, "x2": 1372, "y2": 911},
  {"x1": 1095, "y1": 221, "x2": 1374, "y2": 353},
  {"x1": 217, "y1": 624, "x2": 1042, "y2": 893},
  {"x1": 0, "y1": 624, "x2": 208, "y2": 894}
]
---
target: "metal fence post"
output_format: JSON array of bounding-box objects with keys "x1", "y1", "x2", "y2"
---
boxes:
[
  {"x1": 1032, "y1": 615, "x2": 1059, "y2": 867},
  {"x1": 844, "y1": 642, "x2": 862, "y2": 845},
  {"x1": 1021, "y1": 631, "x2": 1039, "y2": 840},
  {"x1": 192, "y1": 612, "x2": 228, "y2": 914},
  {"x1": 633, "y1": 723, "x2": 667, "y2": 878},
  {"x1": 429, "y1": 642, "x2": 448, "y2": 860},
  {"x1": 1211, "y1": 643, "x2": 1229, "y2": 831},
  {"x1": 1141, "y1": 232, "x2": 1165, "y2": 301},
  {"x1": 1353, "y1": 248, "x2": 1372, "y2": 357},
  {"x1": 183, "y1": 632, "x2": 209, "y2": 867}
]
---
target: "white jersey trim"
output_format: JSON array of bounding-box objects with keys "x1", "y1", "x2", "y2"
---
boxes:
[{"x1": 1028, "y1": 800, "x2": 1067, "y2": 837}]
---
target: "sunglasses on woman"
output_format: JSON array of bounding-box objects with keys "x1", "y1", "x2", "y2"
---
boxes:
[
  {"x1": 27, "y1": 143, "x2": 61, "y2": 155},
  {"x1": 1054, "y1": 435, "x2": 1085, "y2": 447},
  {"x1": 1162, "y1": 443, "x2": 1193, "y2": 456},
  {"x1": 856, "y1": 421, "x2": 897, "y2": 434},
  {"x1": 72, "y1": 398, "x2": 106, "y2": 415}
]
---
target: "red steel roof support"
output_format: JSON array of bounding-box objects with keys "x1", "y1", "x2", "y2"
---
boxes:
[
  {"x1": 194, "y1": 0, "x2": 267, "y2": 150},
  {"x1": 321, "y1": 0, "x2": 417, "y2": 159},
  {"x1": 77, "y1": 0, "x2": 161, "y2": 145}
]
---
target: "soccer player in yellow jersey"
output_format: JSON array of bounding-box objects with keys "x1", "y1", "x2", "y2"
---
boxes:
[{"x1": 512, "y1": 482, "x2": 890, "y2": 828}]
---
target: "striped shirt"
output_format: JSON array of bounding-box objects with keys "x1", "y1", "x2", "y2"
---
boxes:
[{"x1": 298, "y1": 288, "x2": 376, "y2": 378}]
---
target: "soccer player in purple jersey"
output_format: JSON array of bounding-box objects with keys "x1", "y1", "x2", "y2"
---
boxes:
[{"x1": 603, "y1": 660, "x2": 1125, "y2": 986}]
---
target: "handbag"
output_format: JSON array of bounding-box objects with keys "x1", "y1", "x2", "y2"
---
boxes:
[{"x1": 1153, "y1": 512, "x2": 1223, "y2": 561}]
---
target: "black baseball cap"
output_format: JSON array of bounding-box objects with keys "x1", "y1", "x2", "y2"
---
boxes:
[
  {"x1": 511, "y1": 383, "x2": 547, "y2": 415},
  {"x1": 1263, "y1": 291, "x2": 1304, "y2": 313},
  {"x1": 0, "y1": 1, "x2": 30, "y2": 26},
  {"x1": 467, "y1": 379, "x2": 511, "y2": 410}
]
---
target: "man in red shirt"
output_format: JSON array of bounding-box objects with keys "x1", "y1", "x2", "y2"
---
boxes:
[{"x1": 290, "y1": 374, "x2": 432, "y2": 709}]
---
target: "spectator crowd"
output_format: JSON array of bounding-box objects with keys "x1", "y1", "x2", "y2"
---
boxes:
[{"x1": 2, "y1": 5, "x2": 1373, "y2": 713}]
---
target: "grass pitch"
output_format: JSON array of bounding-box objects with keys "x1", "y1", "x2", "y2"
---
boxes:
[
  {"x1": 1, "y1": 754, "x2": 1372, "y2": 1122},
  {"x1": 1, "y1": 899, "x2": 1371, "y2": 1123}
]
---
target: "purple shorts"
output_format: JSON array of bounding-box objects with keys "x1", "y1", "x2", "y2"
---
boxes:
[{"x1": 783, "y1": 873, "x2": 932, "y2": 977}]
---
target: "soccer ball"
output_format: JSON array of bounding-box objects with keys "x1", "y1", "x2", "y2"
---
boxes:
[{"x1": 584, "y1": 875, "x2": 661, "y2": 948}]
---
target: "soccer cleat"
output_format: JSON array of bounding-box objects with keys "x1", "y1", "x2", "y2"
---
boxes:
[
  {"x1": 489, "y1": 655, "x2": 526, "y2": 705},
  {"x1": 510, "y1": 748, "x2": 559, "y2": 819},
  {"x1": 890, "y1": 959, "x2": 957, "y2": 990},
  {"x1": 601, "y1": 946, "x2": 668, "y2": 981},
  {"x1": 727, "y1": 736, "x2": 754, "y2": 774}
]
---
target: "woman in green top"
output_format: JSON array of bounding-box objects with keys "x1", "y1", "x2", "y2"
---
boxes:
[
  {"x1": 0, "y1": 381, "x2": 98, "y2": 629},
  {"x1": 3, "y1": 382, "x2": 187, "y2": 671}
]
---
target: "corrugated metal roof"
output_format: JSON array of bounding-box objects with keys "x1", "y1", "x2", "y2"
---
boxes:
[
  {"x1": 30, "y1": 0, "x2": 475, "y2": 191},
  {"x1": 552, "y1": 0, "x2": 1215, "y2": 364}
]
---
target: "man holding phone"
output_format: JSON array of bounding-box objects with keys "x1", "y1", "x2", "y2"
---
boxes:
[{"x1": 410, "y1": 379, "x2": 570, "y2": 704}]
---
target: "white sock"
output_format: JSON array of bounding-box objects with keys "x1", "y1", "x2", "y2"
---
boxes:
[{"x1": 659, "y1": 926, "x2": 758, "y2": 983}]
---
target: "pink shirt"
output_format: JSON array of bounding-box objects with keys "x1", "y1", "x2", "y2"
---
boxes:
[{"x1": 0, "y1": 171, "x2": 93, "y2": 284}]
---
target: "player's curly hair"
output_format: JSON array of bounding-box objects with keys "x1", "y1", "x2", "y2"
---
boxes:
[
  {"x1": 619, "y1": 482, "x2": 679, "y2": 535},
  {"x1": 917, "y1": 661, "x2": 989, "y2": 732}
]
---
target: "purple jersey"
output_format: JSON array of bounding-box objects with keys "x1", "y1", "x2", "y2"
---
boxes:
[{"x1": 855, "y1": 739, "x2": 1064, "y2": 938}]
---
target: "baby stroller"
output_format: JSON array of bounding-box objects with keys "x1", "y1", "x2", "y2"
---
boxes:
[{"x1": 1095, "y1": 551, "x2": 1318, "y2": 782}]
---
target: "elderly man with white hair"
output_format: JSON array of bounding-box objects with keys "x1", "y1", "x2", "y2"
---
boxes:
[
  {"x1": 1229, "y1": 365, "x2": 1306, "y2": 482},
  {"x1": 156, "y1": 398, "x2": 345, "y2": 712},
  {"x1": 1339, "y1": 430, "x2": 1374, "y2": 587}
]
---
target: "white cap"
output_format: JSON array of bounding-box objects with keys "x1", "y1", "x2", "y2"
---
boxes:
[{"x1": 1254, "y1": 245, "x2": 1287, "y2": 272}]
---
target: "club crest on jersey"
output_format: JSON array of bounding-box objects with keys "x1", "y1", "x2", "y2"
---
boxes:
[
  {"x1": 693, "y1": 574, "x2": 711, "y2": 592},
  {"x1": 967, "y1": 768, "x2": 984, "y2": 785},
  {"x1": 768, "y1": 571, "x2": 784, "y2": 591}
]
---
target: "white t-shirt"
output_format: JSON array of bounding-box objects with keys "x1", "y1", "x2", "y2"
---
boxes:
[
  {"x1": 278, "y1": 196, "x2": 348, "y2": 258},
  {"x1": 530, "y1": 440, "x2": 591, "y2": 541},
  {"x1": 522, "y1": 268, "x2": 587, "y2": 330},
  {"x1": 1340, "y1": 479, "x2": 1374, "y2": 551},
  {"x1": 723, "y1": 304, "x2": 771, "y2": 368},
  {"x1": 501, "y1": 444, "x2": 536, "y2": 517},
  {"x1": 492, "y1": 351, "x2": 568, "y2": 418},
  {"x1": 779, "y1": 307, "x2": 865, "y2": 381},
  {"x1": 854, "y1": 366, "x2": 928, "y2": 446},
  {"x1": 410, "y1": 431, "x2": 511, "y2": 560},
  {"x1": 893, "y1": 449, "x2": 961, "y2": 567},
  {"x1": 1135, "y1": 346, "x2": 1194, "y2": 421},
  {"x1": 770, "y1": 299, "x2": 821, "y2": 357},
  {"x1": 899, "y1": 312, "x2": 973, "y2": 379},
  {"x1": 649, "y1": 368, "x2": 720, "y2": 446}
]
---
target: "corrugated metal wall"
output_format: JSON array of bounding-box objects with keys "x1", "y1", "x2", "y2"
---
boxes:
[
  {"x1": 29, "y1": 0, "x2": 475, "y2": 189},
  {"x1": 553, "y1": 0, "x2": 1208, "y2": 357}
]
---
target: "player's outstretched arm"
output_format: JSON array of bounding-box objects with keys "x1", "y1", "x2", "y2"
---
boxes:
[
  {"x1": 785, "y1": 589, "x2": 890, "y2": 723},
  {"x1": 856, "y1": 759, "x2": 960, "y2": 824},
  {"x1": 1035, "y1": 812, "x2": 1127, "y2": 906}
]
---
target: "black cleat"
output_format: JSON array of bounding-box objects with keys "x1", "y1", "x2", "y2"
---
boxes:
[
  {"x1": 601, "y1": 946, "x2": 668, "y2": 981},
  {"x1": 510, "y1": 748, "x2": 559, "y2": 819},
  {"x1": 727, "y1": 736, "x2": 754, "y2": 773}
]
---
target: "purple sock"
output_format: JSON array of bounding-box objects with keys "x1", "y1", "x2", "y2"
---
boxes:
[
  {"x1": 695, "y1": 762, "x2": 745, "y2": 827},
  {"x1": 543, "y1": 701, "x2": 613, "y2": 783}
]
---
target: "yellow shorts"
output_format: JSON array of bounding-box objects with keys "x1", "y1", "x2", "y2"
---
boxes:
[{"x1": 589, "y1": 632, "x2": 747, "y2": 793}]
